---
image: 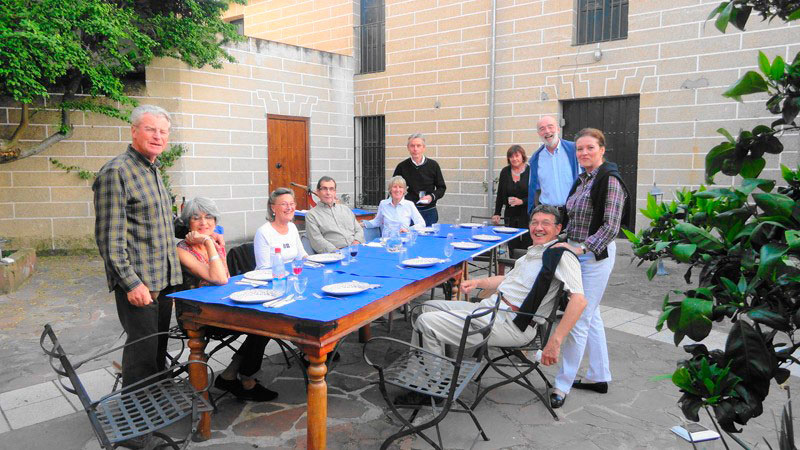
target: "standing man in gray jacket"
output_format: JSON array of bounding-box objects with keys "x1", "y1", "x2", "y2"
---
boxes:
[{"x1": 305, "y1": 176, "x2": 365, "y2": 253}]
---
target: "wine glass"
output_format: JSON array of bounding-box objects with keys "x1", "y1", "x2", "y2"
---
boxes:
[
  {"x1": 291, "y1": 258, "x2": 303, "y2": 276},
  {"x1": 350, "y1": 245, "x2": 359, "y2": 262},
  {"x1": 294, "y1": 275, "x2": 309, "y2": 300}
]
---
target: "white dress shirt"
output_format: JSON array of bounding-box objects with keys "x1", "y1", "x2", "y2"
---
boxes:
[{"x1": 363, "y1": 198, "x2": 426, "y2": 237}]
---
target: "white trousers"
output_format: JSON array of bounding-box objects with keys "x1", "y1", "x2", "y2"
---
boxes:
[
  {"x1": 413, "y1": 297, "x2": 538, "y2": 356},
  {"x1": 554, "y1": 240, "x2": 615, "y2": 394}
]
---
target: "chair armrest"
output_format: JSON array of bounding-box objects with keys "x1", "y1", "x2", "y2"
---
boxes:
[{"x1": 71, "y1": 331, "x2": 174, "y2": 369}]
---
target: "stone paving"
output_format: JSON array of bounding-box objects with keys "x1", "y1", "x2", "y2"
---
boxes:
[{"x1": 1, "y1": 243, "x2": 798, "y2": 449}]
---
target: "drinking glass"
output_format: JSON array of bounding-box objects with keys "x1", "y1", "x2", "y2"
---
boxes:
[
  {"x1": 349, "y1": 245, "x2": 359, "y2": 262},
  {"x1": 386, "y1": 228, "x2": 402, "y2": 252},
  {"x1": 272, "y1": 278, "x2": 287, "y2": 297},
  {"x1": 398, "y1": 245, "x2": 409, "y2": 265},
  {"x1": 294, "y1": 275, "x2": 309, "y2": 300},
  {"x1": 407, "y1": 230, "x2": 417, "y2": 246},
  {"x1": 482, "y1": 220, "x2": 490, "y2": 232},
  {"x1": 339, "y1": 248, "x2": 350, "y2": 266},
  {"x1": 444, "y1": 233, "x2": 454, "y2": 261},
  {"x1": 432, "y1": 223, "x2": 441, "y2": 235},
  {"x1": 291, "y1": 258, "x2": 303, "y2": 276},
  {"x1": 470, "y1": 225, "x2": 478, "y2": 239},
  {"x1": 323, "y1": 269, "x2": 334, "y2": 286}
]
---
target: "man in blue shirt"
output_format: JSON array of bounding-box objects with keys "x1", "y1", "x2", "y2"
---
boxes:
[{"x1": 527, "y1": 115, "x2": 580, "y2": 215}]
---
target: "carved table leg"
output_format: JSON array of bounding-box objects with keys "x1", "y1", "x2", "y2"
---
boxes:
[
  {"x1": 186, "y1": 327, "x2": 210, "y2": 441},
  {"x1": 306, "y1": 352, "x2": 329, "y2": 449}
]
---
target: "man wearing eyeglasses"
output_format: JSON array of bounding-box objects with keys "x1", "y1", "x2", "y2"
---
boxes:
[
  {"x1": 93, "y1": 105, "x2": 182, "y2": 409},
  {"x1": 305, "y1": 176, "x2": 365, "y2": 253}
]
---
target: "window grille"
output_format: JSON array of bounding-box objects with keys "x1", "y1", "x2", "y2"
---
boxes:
[
  {"x1": 357, "y1": 0, "x2": 385, "y2": 74},
  {"x1": 576, "y1": 0, "x2": 628, "y2": 45},
  {"x1": 355, "y1": 116, "x2": 385, "y2": 207}
]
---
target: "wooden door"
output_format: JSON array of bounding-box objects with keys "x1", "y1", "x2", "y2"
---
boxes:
[
  {"x1": 562, "y1": 95, "x2": 639, "y2": 230},
  {"x1": 267, "y1": 115, "x2": 310, "y2": 210}
]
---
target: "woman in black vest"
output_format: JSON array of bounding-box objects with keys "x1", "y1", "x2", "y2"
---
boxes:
[
  {"x1": 491, "y1": 144, "x2": 532, "y2": 251},
  {"x1": 550, "y1": 128, "x2": 631, "y2": 409}
]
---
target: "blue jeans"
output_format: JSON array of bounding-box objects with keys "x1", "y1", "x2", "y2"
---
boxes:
[{"x1": 418, "y1": 207, "x2": 438, "y2": 226}]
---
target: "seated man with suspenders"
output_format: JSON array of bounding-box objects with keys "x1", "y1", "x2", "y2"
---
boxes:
[{"x1": 407, "y1": 205, "x2": 587, "y2": 408}]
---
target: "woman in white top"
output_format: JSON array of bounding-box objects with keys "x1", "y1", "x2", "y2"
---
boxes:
[
  {"x1": 362, "y1": 176, "x2": 426, "y2": 237},
  {"x1": 254, "y1": 187, "x2": 308, "y2": 269}
]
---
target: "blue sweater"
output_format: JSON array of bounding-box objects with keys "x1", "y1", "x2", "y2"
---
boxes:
[{"x1": 526, "y1": 140, "x2": 580, "y2": 215}]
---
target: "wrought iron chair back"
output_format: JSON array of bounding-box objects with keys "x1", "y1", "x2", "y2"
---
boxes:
[
  {"x1": 40, "y1": 324, "x2": 213, "y2": 449},
  {"x1": 471, "y1": 289, "x2": 567, "y2": 420},
  {"x1": 363, "y1": 295, "x2": 502, "y2": 450}
]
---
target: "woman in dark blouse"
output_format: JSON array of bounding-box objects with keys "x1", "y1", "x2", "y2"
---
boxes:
[{"x1": 492, "y1": 144, "x2": 532, "y2": 250}]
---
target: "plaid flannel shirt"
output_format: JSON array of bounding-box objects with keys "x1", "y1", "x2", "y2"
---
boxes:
[
  {"x1": 564, "y1": 166, "x2": 627, "y2": 254},
  {"x1": 93, "y1": 145, "x2": 182, "y2": 293}
]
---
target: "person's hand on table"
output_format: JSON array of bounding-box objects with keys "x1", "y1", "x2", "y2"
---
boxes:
[
  {"x1": 127, "y1": 284, "x2": 153, "y2": 307},
  {"x1": 491, "y1": 215, "x2": 501, "y2": 225},
  {"x1": 400, "y1": 227, "x2": 409, "y2": 233},
  {"x1": 351, "y1": 240, "x2": 361, "y2": 246}
]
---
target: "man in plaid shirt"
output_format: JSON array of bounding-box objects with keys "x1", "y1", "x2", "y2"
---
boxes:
[{"x1": 93, "y1": 104, "x2": 182, "y2": 391}]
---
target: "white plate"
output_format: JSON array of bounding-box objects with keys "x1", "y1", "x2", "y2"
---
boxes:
[
  {"x1": 229, "y1": 289, "x2": 283, "y2": 303},
  {"x1": 321, "y1": 281, "x2": 371, "y2": 296},
  {"x1": 451, "y1": 241, "x2": 482, "y2": 249},
  {"x1": 402, "y1": 257, "x2": 443, "y2": 268},
  {"x1": 493, "y1": 226, "x2": 519, "y2": 234},
  {"x1": 307, "y1": 253, "x2": 345, "y2": 264},
  {"x1": 472, "y1": 234, "x2": 502, "y2": 242},
  {"x1": 365, "y1": 241, "x2": 383, "y2": 248},
  {"x1": 459, "y1": 222, "x2": 482, "y2": 228},
  {"x1": 243, "y1": 269, "x2": 273, "y2": 281}
]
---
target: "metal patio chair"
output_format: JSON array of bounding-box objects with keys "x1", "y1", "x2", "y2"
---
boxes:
[
  {"x1": 40, "y1": 324, "x2": 213, "y2": 450},
  {"x1": 362, "y1": 296, "x2": 501, "y2": 450},
  {"x1": 470, "y1": 291, "x2": 567, "y2": 420}
]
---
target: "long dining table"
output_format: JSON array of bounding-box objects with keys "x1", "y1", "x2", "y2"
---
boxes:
[{"x1": 169, "y1": 223, "x2": 526, "y2": 449}]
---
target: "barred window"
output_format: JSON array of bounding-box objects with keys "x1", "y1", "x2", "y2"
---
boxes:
[
  {"x1": 576, "y1": 0, "x2": 628, "y2": 45},
  {"x1": 355, "y1": 116, "x2": 385, "y2": 207},
  {"x1": 357, "y1": 0, "x2": 385, "y2": 74}
]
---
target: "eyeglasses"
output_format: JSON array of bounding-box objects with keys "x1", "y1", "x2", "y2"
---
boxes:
[
  {"x1": 530, "y1": 220, "x2": 556, "y2": 228},
  {"x1": 190, "y1": 214, "x2": 215, "y2": 222},
  {"x1": 276, "y1": 202, "x2": 296, "y2": 208},
  {"x1": 139, "y1": 126, "x2": 170, "y2": 136}
]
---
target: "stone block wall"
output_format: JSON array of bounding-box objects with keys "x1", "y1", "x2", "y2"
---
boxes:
[
  {"x1": 0, "y1": 38, "x2": 354, "y2": 250},
  {"x1": 354, "y1": 0, "x2": 800, "y2": 227}
]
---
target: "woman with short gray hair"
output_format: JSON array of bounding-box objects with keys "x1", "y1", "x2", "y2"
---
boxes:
[
  {"x1": 254, "y1": 188, "x2": 308, "y2": 269},
  {"x1": 362, "y1": 176, "x2": 426, "y2": 236}
]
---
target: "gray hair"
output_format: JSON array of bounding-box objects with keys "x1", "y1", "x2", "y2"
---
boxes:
[
  {"x1": 131, "y1": 105, "x2": 171, "y2": 126},
  {"x1": 407, "y1": 133, "x2": 426, "y2": 145},
  {"x1": 266, "y1": 187, "x2": 295, "y2": 222},
  {"x1": 316, "y1": 176, "x2": 336, "y2": 190},
  {"x1": 387, "y1": 175, "x2": 407, "y2": 191},
  {"x1": 530, "y1": 204, "x2": 563, "y2": 225},
  {"x1": 180, "y1": 197, "x2": 221, "y2": 226}
]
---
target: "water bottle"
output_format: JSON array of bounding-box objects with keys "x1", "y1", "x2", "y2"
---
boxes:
[{"x1": 272, "y1": 247, "x2": 287, "y2": 280}]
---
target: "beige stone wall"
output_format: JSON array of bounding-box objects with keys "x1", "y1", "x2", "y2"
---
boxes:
[
  {"x1": 355, "y1": 0, "x2": 800, "y2": 228},
  {"x1": 0, "y1": 38, "x2": 354, "y2": 251},
  {"x1": 223, "y1": 0, "x2": 356, "y2": 57}
]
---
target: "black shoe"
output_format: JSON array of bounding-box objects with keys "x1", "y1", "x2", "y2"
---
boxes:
[
  {"x1": 237, "y1": 380, "x2": 279, "y2": 402},
  {"x1": 393, "y1": 391, "x2": 443, "y2": 406},
  {"x1": 550, "y1": 392, "x2": 566, "y2": 409},
  {"x1": 572, "y1": 380, "x2": 608, "y2": 394},
  {"x1": 442, "y1": 280, "x2": 453, "y2": 299},
  {"x1": 214, "y1": 375, "x2": 240, "y2": 392},
  {"x1": 116, "y1": 433, "x2": 152, "y2": 449}
]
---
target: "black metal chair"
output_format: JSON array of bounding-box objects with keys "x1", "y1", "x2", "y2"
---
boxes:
[
  {"x1": 363, "y1": 296, "x2": 501, "y2": 450},
  {"x1": 40, "y1": 324, "x2": 213, "y2": 450},
  {"x1": 470, "y1": 291, "x2": 567, "y2": 420}
]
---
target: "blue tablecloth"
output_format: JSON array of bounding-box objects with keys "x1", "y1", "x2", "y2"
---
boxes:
[{"x1": 168, "y1": 224, "x2": 525, "y2": 322}]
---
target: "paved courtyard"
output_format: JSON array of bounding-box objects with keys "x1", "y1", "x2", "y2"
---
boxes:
[{"x1": 0, "y1": 241, "x2": 797, "y2": 449}]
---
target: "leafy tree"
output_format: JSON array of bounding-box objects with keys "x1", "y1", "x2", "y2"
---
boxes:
[
  {"x1": 0, "y1": 0, "x2": 244, "y2": 163},
  {"x1": 626, "y1": 1, "x2": 799, "y2": 446}
]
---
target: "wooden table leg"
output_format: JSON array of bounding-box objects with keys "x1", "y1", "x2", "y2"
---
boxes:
[
  {"x1": 306, "y1": 351, "x2": 329, "y2": 449},
  {"x1": 358, "y1": 325, "x2": 372, "y2": 343},
  {"x1": 186, "y1": 327, "x2": 211, "y2": 441}
]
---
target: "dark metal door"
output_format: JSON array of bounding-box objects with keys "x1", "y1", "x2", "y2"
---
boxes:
[{"x1": 562, "y1": 95, "x2": 639, "y2": 230}]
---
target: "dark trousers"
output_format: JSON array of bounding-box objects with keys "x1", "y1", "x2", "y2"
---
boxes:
[
  {"x1": 236, "y1": 335, "x2": 270, "y2": 377},
  {"x1": 419, "y1": 207, "x2": 439, "y2": 226},
  {"x1": 114, "y1": 287, "x2": 173, "y2": 388},
  {"x1": 505, "y1": 214, "x2": 532, "y2": 252}
]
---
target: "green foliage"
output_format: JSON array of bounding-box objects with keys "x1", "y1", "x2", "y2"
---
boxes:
[
  {"x1": 630, "y1": 2, "x2": 800, "y2": 440},
  {"x1": 0, "y1": 0, "x2": 244, "y2": 157},
  {"x1": 49, "y1": 144, "x2": 186, "y2": 201}
]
